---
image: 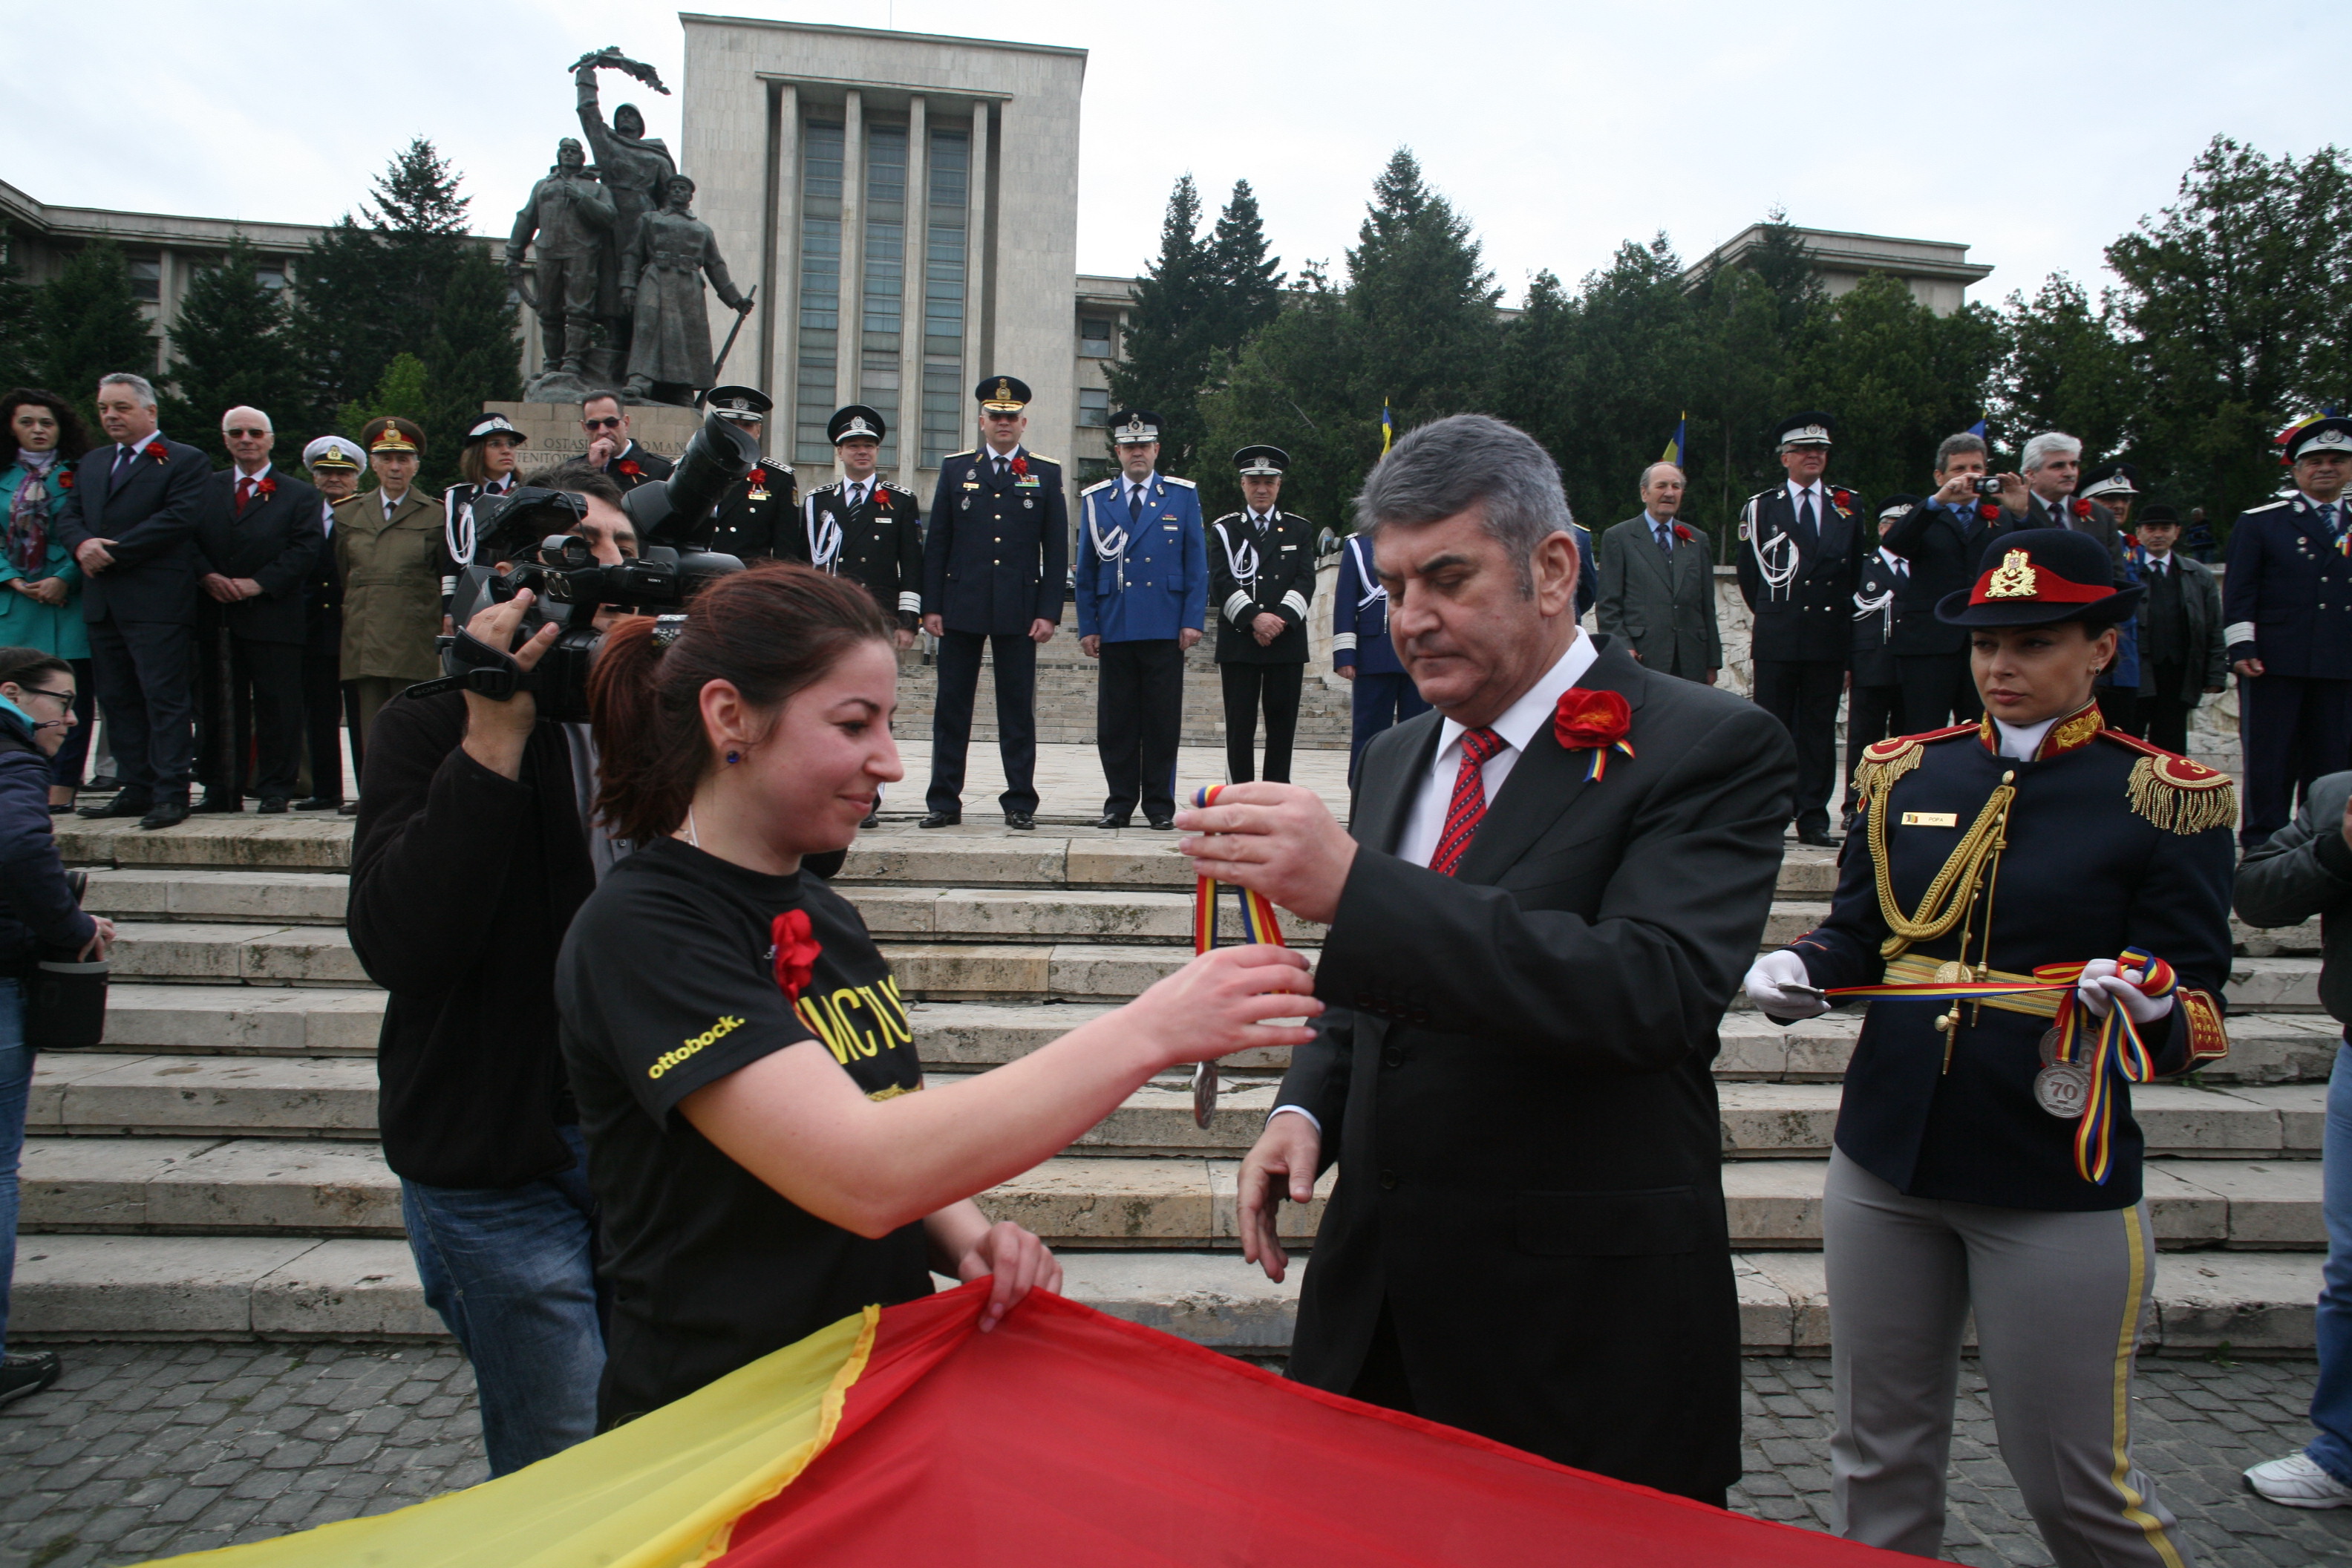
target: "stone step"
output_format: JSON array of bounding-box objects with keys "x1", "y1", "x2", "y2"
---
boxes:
[
  {"x1": 107, "y1": 921, "x2": 371, "y2": 987},
  {"x1": 59, "y1": 817, "x2": 353, "y2": 872},
  {"x1": 27, "y1": 1054, "x2": 381, "y2": 1139},
  {"x1": 82, "y1": 868, "x2": 349, "y2": 925},
  {"x1": 100, "y1": 984, "x2": 388, "y2": 1056},
  {"x1": 7, "y1": 1235, "x2": 2322, "y2": 1354},
  {"x1": 18, "y1": 1139, "x2": 2325, "y2": 1251}
]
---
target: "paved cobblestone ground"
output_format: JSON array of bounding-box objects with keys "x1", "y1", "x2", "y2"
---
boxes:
[{"x1": 3, "y1": 1345, "x2": 2349, "y2": 1565}]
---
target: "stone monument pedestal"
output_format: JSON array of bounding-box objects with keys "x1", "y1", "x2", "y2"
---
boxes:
[{"x1": 483, "y1": 401, "x2": 707, "y2": 478}]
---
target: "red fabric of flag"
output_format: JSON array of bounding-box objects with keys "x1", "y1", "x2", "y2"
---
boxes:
[{"x1": 714, "y1": 1282, "x2": 1905, "y2": 1567}]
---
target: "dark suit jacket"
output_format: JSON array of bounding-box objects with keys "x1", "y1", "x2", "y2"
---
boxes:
[
  {"x1": 2136, "y1": 553, "x2": 2227, "y2": 704},
  {"x1": 1206, "y1": 509, "x2": 1316, "y2": 664},
  {"x1": 1978, "y1": 495, "x2": 2125, "y2": 580},
  {"x1": 1879, "y1": 499, "x2": 1990, "y2": 655},
  {"x1": 1595, "y1": 515, "x2": 1722, "y2": 677},
  {"x1": 601, "y1": 441, "x2": 673, "y2": 494},
  {"x1": 306, "y1": 501, "x2": 342, "y2": 658},
  {"x1": 52, "y1": 436, "x2": 212, "y2": 625},
  {"x1": 921, "y1": 448, "x2": 1069, "y2": 636},
  {"x1": 195, "y1": 470, "x2": 324, "y2": 645},
  {"x1": 1279, "y1": 638, "x2": 1796, "y2": 1501},
  {"x1": 1735, "y1": 485, "x2": 1865, "y2": 663}
]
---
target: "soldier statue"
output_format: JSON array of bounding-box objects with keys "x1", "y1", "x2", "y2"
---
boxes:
[
  {"x1": 620, "y1": 174, "x2": 752, "y2": 402},
  {"x1": 575, "y1": 58, "x2": 676, "y2": 376},
  {"x1": 505, "y1": 138, "x2": 615, "y2": 382}
]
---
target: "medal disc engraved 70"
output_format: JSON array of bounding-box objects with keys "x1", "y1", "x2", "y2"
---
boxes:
[{"x1": 2034, "y1": 1062, "x2": 2091, "y2": 1119}]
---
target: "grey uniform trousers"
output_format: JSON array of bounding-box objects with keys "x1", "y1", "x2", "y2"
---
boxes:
[{"x1": 1824, "y1": 1149, "x2": 2192, "y2": 1568}]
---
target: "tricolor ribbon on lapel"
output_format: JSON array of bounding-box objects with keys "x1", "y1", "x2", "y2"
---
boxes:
[
  {"x1": 1186, "y1": 784, "x2": 1289, "y2": 1129},
  {"x1": 1825, "y1": 946, "x2": 2175, "y2": 1185}
]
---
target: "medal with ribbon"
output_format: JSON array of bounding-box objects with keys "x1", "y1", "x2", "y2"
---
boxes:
[
  {"x1": 1186, "y1": 783, "x2": 1289, "y2": 1129},
  {"x1": 1824, "y1": 945, "x2": 2175, "y2": 1184}
]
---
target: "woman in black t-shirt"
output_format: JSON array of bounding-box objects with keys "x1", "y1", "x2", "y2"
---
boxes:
[{"x1": 556, "y1": 566, "x2": 1319, "y2": 1425}]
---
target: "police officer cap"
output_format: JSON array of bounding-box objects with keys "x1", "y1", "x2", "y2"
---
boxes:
[
  {"x1": 2137, "y1": 503, "x2": 2183, "y2": 528},
  {"x1": 462, "y1": 412, "x2": 523, "y2": 447},
  {"x1": 1771, "y1": 411, "x2": 1835, "y2": 449},
  {"x1": 707, "y1": 385, "x2": 773, "y2": 425},
  {"x1": 1876, "y1": 493, "x2": 1923, "y2": 521},
  {"x1": 1234, "y1": 445, "x2": 1289, "y2": 477},
  {"x1": 1108, "y1": 411, "x2": 1162, "y2": 446},
  {"x1": 301, "y1": 435, "x2": 364, "y2": 471},
  {"x1": 828, "y1": 404, "x2": 887, "y2": 445},
  {"x1": 975, "y1": 376, "x2": 1032, "y2": 412},
  {"x1": 2288, "y1": 416, "x2": 2352, "y2": 463},
  {"x1": 1936, "y1": 527, "x2": 2143, "y2": 628},
  {"x1": 2077, "y1": 461, "x2": 2140, "y2": 501}
]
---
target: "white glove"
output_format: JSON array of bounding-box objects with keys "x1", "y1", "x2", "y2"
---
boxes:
[
  {"x1": 1744, "y1": 950, "x2": 1828, "y2": 1022},
  {"x1": 2074, "y1": 957, "x2": 2175, "y2": 1027}
]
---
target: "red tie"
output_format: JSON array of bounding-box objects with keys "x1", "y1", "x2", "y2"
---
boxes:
[
  {"x1": 235, "y1": 476, "x2": 253, "y2": 516},
  {"x1": 1429, "y1": 726, "x2": 1505, "y2": 877}
]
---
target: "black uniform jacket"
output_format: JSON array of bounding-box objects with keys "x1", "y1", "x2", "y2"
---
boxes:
[
  {"x1": 1278, "y1": 638, "x2": 1796, "y2": 1502},
  {"x1": 53, "y1": 436, "x2": 212, "y2": 626},
  {"x1": 793, "y1": 477, "x2": 925, "y2": 630},
  {"x1": 1850, "y1": 551, "x2": 1901, "y2": 688},
  {"x1": 1979, "y1": 495, "x2": 2126, "y2": 579},
  {"x1": 195, "y1": 470, "x2": 325, "y2": 646},
  {"x1": 1206, "y1": 509, "x2": 1316, "y2": 663},
  {"x1": 1736, "y1": 484, "x2": 1866, "y2": 662},
  {"x1": 306, "y1": 503, "x2": 342, "y2": 659},
  {"x1": 601, "y1": 442, "x2": 673, "y2": 494},
  {"x1": 1787, "y1": 711, "x2": 2234, "y2": 1211},
  {"x1": 1880, "y1": 499, "x2": 1992, "y2": 656},
  {"x1": 921, "y1": 448, "x2": 1068, "y2": 636},
  {"x1": 695, "y1": 461, "x2": 797, "y2": 563}
]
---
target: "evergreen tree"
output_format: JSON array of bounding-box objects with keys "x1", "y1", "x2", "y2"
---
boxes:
[
  {"x1": 1105, "y1": 174, "x2": 1219, "y2": 472},
  {"x1": 418, "y1": 246, "x2": 526, "y2": 490},
  {"x1": 1206, "y1": 180, "x2": 1284, "y2": 347},
  {"x1": 338, "y1": 353, "x2": 434, "y2": 457},
  {"x1": 1201, "y1": 261, "x2": 1364, "y2": 529},
  {"x1": 0, "y1": 223, "x2": 39, "y2": 391},
  {"x1": 1345, "y1": 148, "x2": 1500, "y2": 428},
  {"x1": 1800, "y1": 273, "x2": 2005, "y2": 505},
  {"x1": 161, "y1": 238, "x2": 304, "y2": 466},
  {"x1": 1990, "y1": 275, "x2": 2138, "y2": 472},
  {"x1": 38, "y1": 239, "x2": 159, "y2": 427}
]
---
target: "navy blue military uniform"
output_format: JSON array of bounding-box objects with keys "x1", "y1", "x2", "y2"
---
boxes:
[
  {"x1": 1208, "y1": 443, "x2": 1317, "y2": 788},
  {"x1": 2224, "y1": 425, "x2": 2352, "y2": 849},
  {"x1": 920, "y1": 377, "x2": 1069, "y2": 823},
  {"x1": 795, "y1": 475, "x2": 922, "y2": 627},
  {"x1": 1331, "y1": 531, "x2": 1427, "y2": 785},
  {"x1": 1736, "y1": 414, "x2": 1866, "y2": 842},
  {"x1": 1842, "y1": 514, "x2": 1908, "y2": 822},
  {"x1": 1075, "y1": 423, "x2": 1206, "y2": 826}
]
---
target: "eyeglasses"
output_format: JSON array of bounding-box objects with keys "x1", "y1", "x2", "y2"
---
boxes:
[
  {"x1": 223, "y1": 427, "x2": 270, "y2": 439},
  {"x1": 582, "y1": 416, "x2": 624, "y2": 432},
  {"x1": 16, "y1": 687, "x2": 74, "y2": 708}
]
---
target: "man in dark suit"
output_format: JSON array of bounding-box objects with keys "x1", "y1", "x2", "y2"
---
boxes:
[
  {"x1": 580, "y1": 391, "x2": 673, "y2": 494},
  {"x1": 1979, "y1": 431, "x2": 2125, "y2": 575},
  {"x1": 53, "y1": 373, "x2": 212, "y2": 830},
  {"x1": 919, "y1": 376, "x2": 1068, "y2": 830},
  {"x1": 1737, "y1": 411, "x2": 1863, "y2": 845},
  {"x1": 2128, "y1": 505, "x2": 2226, "y2": 756},
  {"x1": 1595, "y1": 460, "x2": 1720, "y2": 683},
  {"x1": 1179, "y1": 414, "x2": 1795, "y2": 1506},
  {"x1": 1882, "y1": 431, "x2": 1998, "y2": 730},
  {"x1": 193, "y1": 407, "x2": 324, "y2": 813},
  {"x1": 295, "y1": 436, "x2": 362, "y2": 811},
  {"x1": 1842, "y1": 497, "x2": 1912, "y2": 829}
]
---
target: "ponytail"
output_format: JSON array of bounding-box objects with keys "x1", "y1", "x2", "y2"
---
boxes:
[{"x1": 587, "y1": 563, "x2": 894, "y2": 843}]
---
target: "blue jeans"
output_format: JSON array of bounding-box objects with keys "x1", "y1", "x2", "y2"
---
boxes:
[
  {"x1": 2310, "y1": 1042, "x2": 2352, "y2": 1484},
  {"x1": 399, "y1": 1123, "x2": 605, "y2": 1476},
  {"x1": 0, "y1": 979, "x2": 27, "y2": 1356}
]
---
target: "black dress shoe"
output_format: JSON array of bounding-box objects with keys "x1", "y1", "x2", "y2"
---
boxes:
[
  {"x1": 919, "y1": 811, "x2": 961, "y2": 829},
  {"x1": 192, "y1": 794, "x2": 241, "y2": 814},
  {"x1": 0, "y1": 1350, "x2": 61, "y2": 1408},
  {"x1": 293, "y1": 797, "x2": 342, "y2": 811},
  {"x1": 79, "y1": 792, "x2": 152, "y2": 819},
  {"x1": 1093, "y1": 813, "x2": 1131, "y2": 830},
  {"x1": 49, "y1": 802, "x2": 76, "y2": 816},
  {"x1": 1797, "y1": 826, "x2": 1839, "y2": 847},
  {"x1": 859, "y1": 811, "x2": 880, "y2": 830},
  {"x1": 140, "y1": 799, "x2": 192, "y2": 831},
  {"x1": 339, "y1": 800, "x2": 361, "y2": 816},
  {"x1": 88, "y1": 774, "x2": 120, "y2": 791},
  {"x1": 257, "y1": 797, "x2": 291, "y2": 814},
  {"x1": 1146, "y1": 814, "x2": 1175, "y2": 832},
  {"x1": 1004, "y1": 811, "x2": 1036, "y2": 831}
]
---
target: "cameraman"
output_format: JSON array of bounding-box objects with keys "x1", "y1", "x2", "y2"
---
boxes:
[{"x1": 345, "y1": 462, "x2": 637, "y2": 1475}]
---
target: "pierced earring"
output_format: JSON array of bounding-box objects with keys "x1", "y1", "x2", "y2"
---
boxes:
[{"x1": 725, "y1": 751, "x2": 740, "y2": 765}]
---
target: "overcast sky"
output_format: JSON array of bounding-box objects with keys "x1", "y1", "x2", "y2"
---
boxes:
[{"x1": 6, "y1": 1, "x2": 2338, "y2": 312}]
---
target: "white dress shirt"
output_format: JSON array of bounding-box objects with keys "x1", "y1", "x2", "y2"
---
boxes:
[
  {"x1": 1785, "y1": 480, "x2": 1826, "y2": 523},
  {"x1": 1990, "y1": 715, "x2": 2059, "y2": 761},
  {"x1": 1879, "y1": 546, "x2": 1908, "y2": 576}
]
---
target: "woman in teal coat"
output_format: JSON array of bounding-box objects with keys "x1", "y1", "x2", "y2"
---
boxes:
[{"x1": 0, "y1": 390, "x2": 96, "y2": 811}]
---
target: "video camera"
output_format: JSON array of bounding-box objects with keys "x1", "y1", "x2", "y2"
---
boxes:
[{"x1": 430, "y1": 408, "x2": 758, "y2": 722}]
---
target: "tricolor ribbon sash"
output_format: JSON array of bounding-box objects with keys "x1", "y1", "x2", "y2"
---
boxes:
[
  {"x1": 1825, "y1": 947, "x2": 2175, "y2": 1185},
  {"x1": 1188, "y1": 784, "x2": 1289, "y2": 1128}
]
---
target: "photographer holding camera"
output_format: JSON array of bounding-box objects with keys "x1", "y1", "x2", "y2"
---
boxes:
[
  {"x1": 1882, "y1": 431, "x2": 2003, "y2": 731},
  {"x1": 345, "y1": 461, "x2": 641, "y2": 1475}
]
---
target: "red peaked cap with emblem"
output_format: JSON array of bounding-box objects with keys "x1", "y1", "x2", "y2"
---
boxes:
[{"x1": 1935, "y1": 526, "x2": 2143, "y2": 628}]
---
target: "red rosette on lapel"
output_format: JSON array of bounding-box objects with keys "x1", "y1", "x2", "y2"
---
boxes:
[
  {"x1": 771, "y1": 909, "x2": 821, "y2": 1004},
  {"x1": 1010, "y1": 455, "x2": 1029, "y2": 480},
  {"x1": 146, "y1": 441, "x2": 171, "y2": 466},
  {"x1": 2070, "y1": 497, "x2": 2092, "y2": 520},
  {"x1": 1553, "y1": 687, "x2": 1636, "y2": 783},
  {"x1": 746, "y1": 466, "x2": 766, "y2": 487},
  {"x1": 255, "y1": 477, "x2": 277, "y2": 503},
  {"x1": 617, "y1": 459, "x2": 641, "y2": 480},
  {"x1": 56, "y1": 470, "x2": 73, "y2": 491},
  {"x1": 1672, "y1": 522, "x2": 1696, "y2": 544},
  {"x1": 1976, "y1": 500, "x2": 2001, "y2": 523},
  {"x1": 1829, "y1": 487, "x2": 1854, "y2": 515}
]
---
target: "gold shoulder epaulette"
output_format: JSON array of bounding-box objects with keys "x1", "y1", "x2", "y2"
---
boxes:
[
  {"x1": 1851, "y1": 724, "x2": 1976, "y2": 799},
  {"x1": 2100, "y1": 731, "x2": 2237, "y2": 834}
]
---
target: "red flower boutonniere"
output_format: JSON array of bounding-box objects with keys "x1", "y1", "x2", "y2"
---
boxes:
[
  {"x1": 1976, "y1": 500, "x2": 2002, "y2": 523},
  {"x1": 146, "y1": 441, "x2": 171, "y2": 466},
  {"x1": 617, "y1": 459, "x2": 642, "y2": 479},
  {"x1": 1672, "y1": 522, "x2": 1696, "y2": 544},
  {"x1": 1829, "y1": 487, "x2": 1855, "y2": 516},
  {"x1": 1553, "y1": 687, "x2": 1636, "y2": 783},
  {"x1": 745, "y1": 467, "x2": 766, "y2": 486},
  {"x1": 254, "y1": 477, "x2": 277, "y2": 503},
  {"x1": 771, "y1": 909, "x2": 821, "y2": 1006},
  {"x1": 2069, "y1": 497, "x2": 2092, "y2": 520},
  {"x1": 55, "y1": 470, "x2": 74, "y2": 491},
  {"x1": 1009, "y1": 456, "x2": 1029, "y2": 480}
]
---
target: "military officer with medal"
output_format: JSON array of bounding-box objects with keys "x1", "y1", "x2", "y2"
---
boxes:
[
  {"x1": 1074, "y1": 411, "x2": 1206, "y2": 830},
  {"x1": 1206, "y1": 445, "x2": 1316, "y2": 787},
  {"x1": 1744, "y1": 527, "x2": 2233, "y2": 1567},
  {"x1": 692, "y1": 385, "x2": 794, "y2": 563},
  {"x1": 796, "y1": 404, "x2": 923, "y2": 642}
]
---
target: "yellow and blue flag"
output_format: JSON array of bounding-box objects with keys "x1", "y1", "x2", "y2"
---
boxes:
[
  {"x1": 1380, "y1": 403, "x2": 1394, "y2": 455},
  {"x1": 1967, "y1": 418, "x2": 1988, "y2": 440},
  {"x1": 1659, "y1": 414, "x2": 1685, "y2": 468}
]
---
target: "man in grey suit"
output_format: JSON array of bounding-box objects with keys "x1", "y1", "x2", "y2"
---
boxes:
[{"x1": 1595, "y1": 462, "x2": 1720, "y2": 683}]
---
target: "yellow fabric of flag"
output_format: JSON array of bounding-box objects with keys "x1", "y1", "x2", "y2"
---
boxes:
[{"x1": 138, "y1": 1307, "x2": 878, "y2": 1568}]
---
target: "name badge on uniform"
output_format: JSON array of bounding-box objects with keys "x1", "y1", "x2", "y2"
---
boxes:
[
  {"x1": 1015, "y1": 475, "x2": 1039, "y2": 489},
  {"x1": 962, "y1": 480, "x2": 981, "y2": 491},
  {"x1": 748, "y1": 487, "x2": 770, "y2": 501},
  {"x1": 1900, "y1": 811, "x2": 1959, "y2": 828}
]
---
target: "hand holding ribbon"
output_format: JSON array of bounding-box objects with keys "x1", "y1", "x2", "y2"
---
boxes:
[{"x1": 1186, "y1": 783, "x2": 1290, "y2": 1128}]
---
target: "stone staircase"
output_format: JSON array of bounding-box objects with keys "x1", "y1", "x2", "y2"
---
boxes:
[{"x1": 11, "y1": 815, "x2": 2331, "y2": 1359}]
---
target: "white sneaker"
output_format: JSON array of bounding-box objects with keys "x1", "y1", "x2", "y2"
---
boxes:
[{"x1": 2244, "y1": 1452, "x2": 2352, "y2": 1509}]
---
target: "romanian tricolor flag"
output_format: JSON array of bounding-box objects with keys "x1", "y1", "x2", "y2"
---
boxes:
[
  {"x1": 1379, "y1": 402, "x2": 1394, "y2": 455},
  {"x1": 145, "y1": 1283, "x2": 1912, "y2": 1566},
  {"x1": 1659, "y1": 413, "x2": 1685, "y2": 468}
]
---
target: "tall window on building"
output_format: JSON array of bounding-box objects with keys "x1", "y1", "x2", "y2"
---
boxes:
[
  {"x1": 1079, "y1": 318, "x2": 1113, "y2": 358},
  {"x1": 125, "y1": 253, "x2": 162, "y2": 303},
  {"x1": 1079, "y1": 388, "x2": 1109, "y2": 426},
  {"x1": 860, "y1": 122, "x2": 907, "y2": 468},
  {"x1": 921, "y1": 125, "x2": 970, "y2": 468},
  {"x1": 796, "y1": 120, "x2": 846, "y2": 465}
]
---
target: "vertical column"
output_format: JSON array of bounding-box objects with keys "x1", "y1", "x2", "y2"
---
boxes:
[
  {"x1": 833, "y1": 90, "x2": 865, "y2": 422},
  {"x1": 897, "y1": 95, "x2": 928, "y2": 492},
  {"x1": 960, "y1": 105, "x2": 990, "y2": 460},
  {"x1": 770, "y1": 85, "x2": 801, "y2": 447}
]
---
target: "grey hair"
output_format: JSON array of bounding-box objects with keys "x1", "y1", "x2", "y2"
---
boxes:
[
  {"x1": 1933, "y1": 432, "x2": 1988, "y2": 472},
  {"x1": 99, "y1": 372, "x2": 157, "y2": 409},
  {"x1": 2020, "y1": 431, "x2": 2082, "y2": 474},
  {"x1": 1638, "y1": 460, "x2": 1685, "y2": 495},
  {"x1": 219, "y1": 405, "x2": 272, "y2": 432},
  {"x1": 1354, "y1": 414, "x2": 1572, "y2": 595}
]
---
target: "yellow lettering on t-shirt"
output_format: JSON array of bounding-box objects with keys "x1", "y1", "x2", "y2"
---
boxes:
[{"x1": 648, "y1": 1016, "x2": 744, "y2": 1079}]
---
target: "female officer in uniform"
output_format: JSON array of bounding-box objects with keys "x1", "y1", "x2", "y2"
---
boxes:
[{"x1": 1745, "y1": 527, "x2": 2233, "y2": 1567}]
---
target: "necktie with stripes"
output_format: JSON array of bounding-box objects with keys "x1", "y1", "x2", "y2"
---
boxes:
[{"x1": 1429, "y1": 727, "x2": 1506, "y2": 877}]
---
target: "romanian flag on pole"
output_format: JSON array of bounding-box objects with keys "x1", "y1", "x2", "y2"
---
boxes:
[
  {"x1": 1659, "y1": 413, "x2": 1685, "y2": 468},
  {"x1": 141, "y1": 1284, "x2": 1910, "y2": 1567},
  {"x1": 1379, "y1": 402, "x2": 1394, "y2": 455}
]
